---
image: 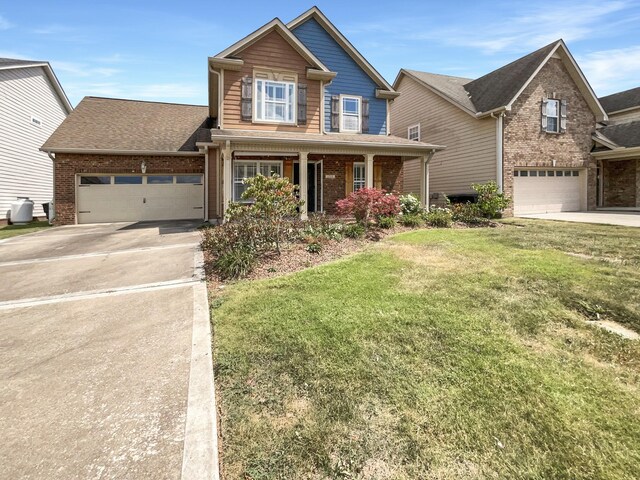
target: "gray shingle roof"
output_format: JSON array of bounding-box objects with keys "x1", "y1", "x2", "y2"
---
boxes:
[
  {"x1": 402, "y1": 41, "x2": 560, "y2": 114},
  {"x1": 402, "y1": 70, "x2": 475, "y2": 112},
  {"x1": 599, "y1": 87, "x2": 640, "y2": 114},
  {"x1": 597, "y1": 121, "x2": 640, "y2": 148},
  {"x1": 0, "y1": 57, "x2": 47, "y2": 68},
  {"x1": 464, "y1": 41, "x2": 558, "y2": 113},
  {"x1": 42, "y1": 97, "x2": 209, "y2": 153}
]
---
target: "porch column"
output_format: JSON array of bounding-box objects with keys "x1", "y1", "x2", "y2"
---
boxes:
[
  {"x1": 299, "y1": 151, "x2": 308, "y2": 220},
  {"x1": 222, "y1": 141, "x2": 232, "y2": 218},
  {"x1": 419, "y1": 151, "x2": 435, "y2": 209},
  {"x1": 365, "y1": 153, "x2": 374, "y2": 189}
]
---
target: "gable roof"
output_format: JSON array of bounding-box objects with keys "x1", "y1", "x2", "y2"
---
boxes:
[
  {"x1": 0, "y1": 57, "x2": 73, "y2": 113},
  {"x1": 599, "y1": 87, "x2": 640, "y2": 114},
  {"x1": 287, "y1": 6, "x2": 395, "y2": 93},
  {"x1": 595, "y1": 120, "x2": 640, "y2": 149},
  {"x1": 395, "y1": 40, "x2": 607, "y2": 121},
  {"x1": 41, "y1": 97, "x2": 209, "y2": 154},
  {"x1": 214, "y1": 17, "x2": 330, "y2": 73},
  {"x1": 398, "y1": 70, "x2": 476, "y2": 115}
]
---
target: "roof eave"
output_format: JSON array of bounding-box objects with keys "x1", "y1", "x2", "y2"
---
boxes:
[
  {"x1": 307, "y1": 69, "x2": 337, "y2": 81},
  {"x1": 591, "y1": 145, "x2": 640, "y2": 159},
  {"x1": 40, "y1": 147, "x2": 203, "y2": 156},
  {"x1": 208, "y1": 57, "x2": 244, "y2": 71},
  {"x1": 376, "y1": 89, "x2": 400, "y2": 100}
]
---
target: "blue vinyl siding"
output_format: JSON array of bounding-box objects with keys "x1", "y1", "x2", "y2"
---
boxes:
[{"x1": 292, "y1": 18, "x2": 387, "y2": 135}]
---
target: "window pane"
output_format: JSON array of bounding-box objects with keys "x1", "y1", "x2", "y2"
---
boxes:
[
  {"x1": 514, "y1": 170, "x2": 519, "y2": 177},
  {"x1": 147, "y1": 175, "x2": 173, "y2": 184},
  {"x1": 343, "y1": 115, "x2": 360, "y2": 131},
  {"x1": 547, "y1": 100, "x2": 558, "y2": 116},
  {"x1": 80, "y1": 176, "x2": 111, "y2": 185},
  {"x1": 114, "y1": 176, "x2": 142, "y2": 184},
  {"x1": 530, "y1": 170, "x2": 538, "y2": 177},
  {"x1": 539, "y1": 171, "x2": 546, "y2": 177},
  {"x1": 547, "y1": 171, "x2": 555, "y2": 177},
  {"x1": 520, "y1": 171, "x2": 528, "y2": 177},
  {"x1": 547, "y1": 117, "x2": 558, "y2": 132},
  {"x1": 176, "y1": 175, "x2": 202, "y2": 184},
  {"x1": 572, "y1": 170, "x2": 579, "y2": 176},
  {"x1": 343, "y1": 97, "x2": 359, "y2": 114}
]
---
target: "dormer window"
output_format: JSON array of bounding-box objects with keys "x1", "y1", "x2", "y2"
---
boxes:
[
  {"x1": 340, "y1": 95, "x2": 361, "y2": 132},
  {"x1": 255, "y1": 79, "x2": 296, "y2": 124}
]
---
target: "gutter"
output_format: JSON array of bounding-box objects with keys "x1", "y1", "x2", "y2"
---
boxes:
[
  {"x1": 40, "y1": 148, "x2": 204, "y2": 156},
  {"x1": 208, "y1": 65, "x2": 223, "y2": 128},
  {"x1": 47, "y1": 152, "x2": 56, "y2": 224}
]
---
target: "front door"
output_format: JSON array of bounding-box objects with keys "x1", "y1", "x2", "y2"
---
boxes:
[{"x1": 293, "y1": 163, "x2": 316, "y2": 213}]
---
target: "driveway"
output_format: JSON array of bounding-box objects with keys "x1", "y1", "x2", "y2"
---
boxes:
[
  {"x1": 0, "y1": 221, "x2": 217, "y2": 479},
  {"x1": 518, "y1": 211, "x2": 640, "y2": 227}
]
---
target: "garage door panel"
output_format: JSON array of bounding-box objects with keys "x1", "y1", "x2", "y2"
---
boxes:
[
  {"x1": 513, "y1": 169, "x2": 584, "y2": 215},
  {"x1": 77, "y1": 175, "x2": 204, "y2": 224}
]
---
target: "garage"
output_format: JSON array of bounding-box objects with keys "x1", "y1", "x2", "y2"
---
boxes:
[
  {"x1": 513, "y1": 168, "x2": 585, "y2": 215},
  {"x1": 77, "y1": 174, "x2": 204, "y2": 224}
]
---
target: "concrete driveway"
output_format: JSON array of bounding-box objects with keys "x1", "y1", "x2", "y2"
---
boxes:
[
  {"x1": 518, "y1": 211, "x2": 640, "y2": 227},
  {"x1": 0, "y1": 221, "x2": 217, "y2": 479}
]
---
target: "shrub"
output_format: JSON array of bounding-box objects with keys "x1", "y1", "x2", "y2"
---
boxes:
[
  {"x1": 306, "y1": 242, "x2": 322, "y2": 254},
  {"x1": 377, "y1": 215, "x2": 396, "y2": 229},
  {"x1": 425, "y1": 207, "x2": 453, "y2": 228},
  {"x1": 201, "y1": 223, "x2": 259, "y2": 279},
  {"x1": 343, "y1": 223, "x2": 365, "y2": 239},
  {"x1": 472, "y1": 181, "x2": 510, "y2": 218},
  {"x1": 212, "y1": 248, "x2": 257, "y2": 280},
  {"x1": 400, "y1": 213, "x2": 424, "y2": 227},
  {"x1": 399, "y1": 193, "x2": 422, "y2": 216},
  {"x1": 450, "y1": 202, "x2": 490, "y2": 225},
  {"x1": 302, "y1": 214, "x2": 344, "y2": 241},
  {"x1": 335, "y1": 188, "x2": 400, "y2": 224}
]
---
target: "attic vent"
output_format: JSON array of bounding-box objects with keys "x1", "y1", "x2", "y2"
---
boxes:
[{"x1": 30, "y1": 116, "x2": 42, "y2": 127}]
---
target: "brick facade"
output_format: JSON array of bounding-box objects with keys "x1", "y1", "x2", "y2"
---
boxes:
[
  {"x1": 54, "y1": 153, "x2": 204, "y2": 225},
  {"x1": 602, "y1": 158, "x2": 639, "y2": 207},
  {"x1": 503, "y1": 58, "x2": 597, "y2": 215},
  {"x1": 313, "y1": 154, "x2": 403, "y2": 214}
]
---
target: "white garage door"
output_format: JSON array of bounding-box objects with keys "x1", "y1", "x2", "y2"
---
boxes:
[
  {"x1": 77, "y1": 174, "x2": 204, "y2": 224},
  {"x1": 513, "y1": 169, "x2": 584, "y2": 215}
]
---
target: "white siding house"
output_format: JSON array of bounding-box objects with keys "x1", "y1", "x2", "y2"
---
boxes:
[{"x1": 0, "y1": 59, "x2": 72, "y2": 221}]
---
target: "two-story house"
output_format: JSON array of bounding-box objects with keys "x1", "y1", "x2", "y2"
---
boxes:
[
  {"x1": 592, "y1": 87, "x2": 640, "y2": 209},
  {"x1": 391, "y1": 40, "x2": 608, "y2": 216},
  {"x1": 42, "y1": 7, "x2": 442, "y2": 225},
  {"x1": 1, "y1": 58, "x2": 72, "y2": 223}
]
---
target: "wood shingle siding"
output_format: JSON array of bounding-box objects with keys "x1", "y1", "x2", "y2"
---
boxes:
[
  {"x1": 222, "y1": 30, "x2": 321, "y2": 133},
  {"x1": 391, "y1": 75, "x2": 496, "y2": 197},
  {"x1": 0, "y1": 66, "x2": 68, "y2": 218},
  {"x1": 292, "y1": 17, "x2": 387, "y2": 135}
]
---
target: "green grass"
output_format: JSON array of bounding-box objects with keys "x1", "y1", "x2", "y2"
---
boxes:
[
  {"x1": 0, "y1": 220, "x2": 51, "y2": 240},
  {"x1": 212, "y1": 220, "x2": 640, "y2": 479}
]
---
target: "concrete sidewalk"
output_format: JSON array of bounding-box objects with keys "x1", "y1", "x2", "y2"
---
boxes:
[
  {"x1": 0, "y1": 221, "x2": 218, "y2": 479},
  {"x1": 518, "y1": 211, "x2": 640, "y2": 227}
]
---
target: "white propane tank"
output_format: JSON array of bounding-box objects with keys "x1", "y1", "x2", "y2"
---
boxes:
[{"x1": 10, "y1": 197, "x2": 34, "y2": 225}]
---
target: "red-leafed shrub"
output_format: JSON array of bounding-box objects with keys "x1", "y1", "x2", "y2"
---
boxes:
[{"x1": 335, "y1": 188, "x2": 401, "y2": 224}]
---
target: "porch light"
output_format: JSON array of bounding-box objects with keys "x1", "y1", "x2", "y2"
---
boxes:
[{"x1": 141, "y1": 161, "x2": 147, "y2": 173}]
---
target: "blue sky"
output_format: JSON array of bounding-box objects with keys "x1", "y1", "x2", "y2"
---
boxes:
[{"x1": 1, "y1": 1, "x2": 639, "y2": 107}]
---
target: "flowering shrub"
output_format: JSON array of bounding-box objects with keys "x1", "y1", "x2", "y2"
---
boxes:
[
  {"x1": 335, "y1": 188, "x2": 401, "y2": 224},
  {"x1": 472, "y1": 181, "x2": 510, "y2": 218},
  {"x1": 425, "y1": 206, "x2": 453, "y2": 228},
  {"x1": 399, "y1": 193, "x2": 422, "y2": 216}
]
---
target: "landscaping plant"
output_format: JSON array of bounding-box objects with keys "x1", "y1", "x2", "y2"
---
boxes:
[
  {"x1": 425, "y1": 206, "x2": 453, "y2": 227},
  {"x1": 399, "y1": 213, "x2": 424, "y2": 227},
  {"x1": 335, "y1": 188, "x2": 400, "y2": 225},
  {"x1": 377, "y1": 215, "x2": 396, "y2": 229},
  {"x1": 472, "y1": 181, "x2": 510, "y2": 218},
  {"x1": 399, "y1": 193, "x2": 422, "y2": 216}
]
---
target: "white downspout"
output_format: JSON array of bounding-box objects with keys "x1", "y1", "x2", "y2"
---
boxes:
[
  {"x1": 208, "y1": 65, "x2": 222, "y2": 129},
  {"x1": 204, "y1": 146, "x2": 209, "y2": 222},
  {"x1": 47, "y1": 152, "x2": 56, "y2": 224},
  {"x1": 491, "y1": 112, "x2": 504, "y2": 193}
]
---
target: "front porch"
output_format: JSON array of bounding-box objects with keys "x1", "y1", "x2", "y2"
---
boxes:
[
  {"x1": 198, "y1": 130, "x2": 444, "y2": 220},
  {"x1": 597, "y1": 157, "x2": 640, "y2": 209}
]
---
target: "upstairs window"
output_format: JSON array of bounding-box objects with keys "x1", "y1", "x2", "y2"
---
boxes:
[
  {"x1": 542, "y1": 97, "x2": 566, "y2": 133},
  {"x1": 408, "y1": 124, "x2": 420, "y2": 141},
  {"x1": 340, "y1": 95, "x2": 361, "y2": 132},
  {"x1": 546, "y1": 99, "x2": 560, "y2": 132},
  {"x1": 254, "y1": 79, "x2": 295, "y2": 124}
]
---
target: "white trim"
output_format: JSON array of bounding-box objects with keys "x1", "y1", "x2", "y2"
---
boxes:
[
  {"x1": 231, "y1": 159, "x2": 283, "y2": 202},
  {"x1": 339, "y1": 94, "x2": 362, "y2": 133},
  {"x1": 287, "y1": 7, "x2": 395, "y2": 92},
  {"x1": 545, "y1": 98, "x2": 561, "y2": 133},
  {"x1": 214, "y1": 18, "x2": 330, "y2": 73},
  {"x1": 41, "y1": 147, "x2": 204, "y2": 156},
  {"x1": 407, "y1": 123, "x2": 420, "y2": 142},
  {"x1": 253, "y1": 77, "x2": 297, "y2": 125}
]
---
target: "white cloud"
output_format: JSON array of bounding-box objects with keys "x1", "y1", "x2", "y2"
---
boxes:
[
  {"x1": 52, "y1": 60, "x2": 120, "y2": 78},
  {"x1": 578, "y1": 46, "x2": 640, "y2": 96}
]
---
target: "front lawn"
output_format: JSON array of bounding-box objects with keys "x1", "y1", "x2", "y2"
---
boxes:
[
  {"x1": 211, "y1": 219, "x2": 640, "y2": 479},
  {"x1": 0, "y1": 220, "x2": 51, "y2": 240}
]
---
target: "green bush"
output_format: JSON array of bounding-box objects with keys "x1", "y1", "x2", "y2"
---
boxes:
[
  {"x1": 399, "y1": 193, "x2": 422, "y2": 216},
  {"x1": 302, "y1": 214, "x2": 344, "y2": 241},
  {"x1": 343, "y1": 223, "x2": 365, "y2": 239},
  {"x1": 472, "y1": 181, "x2": 510, "y2": 218},
  {"x1": 212, "y1": 248, "x2": 257, "y2": 280},
  {"x1": 425, "y1": 207, "x2": 453, "y2": 228},
  {"x1": 400, "y1": 213, "x2": 424, "y2": 227},
  {"x1": 377, "y1": 215, "x2": 397, "y2": 229},
  {"x1": 306, "y1": 242, "x2": 322, "y2": 254}
]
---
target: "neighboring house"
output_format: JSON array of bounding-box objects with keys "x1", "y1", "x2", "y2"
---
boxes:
[
  {"x1": 0, "y1": 58, "x2": 72, "y2": 222},
  {"x1": 42, "y1": 7, "x2": 443, "y2": 225},
  {"x1": 592, "y1": 87, "x2": 640, "y2": 209},
  {"x1": 391, "y1": 40, "x2": 607, "y2": 216}
]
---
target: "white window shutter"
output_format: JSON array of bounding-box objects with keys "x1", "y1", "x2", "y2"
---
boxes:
[
  {"x1": 541, "y1": 97, "x2": 548, "y2": 132},
  {"x1": 560, "y1": 99, "x2": 567, "y2": 132}
]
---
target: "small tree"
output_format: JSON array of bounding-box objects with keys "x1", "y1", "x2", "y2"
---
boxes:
[
  {"x1": 335, "y1": 188, "x2": 400, "y2": 225},
  {"x1": 472, "y1": 181, "x2": 510, "y2": 218},
  {"x1": 226, "y1": 174, "x2": 303, "y2": 253}
]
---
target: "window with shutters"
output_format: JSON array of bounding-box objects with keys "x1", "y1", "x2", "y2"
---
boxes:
[
  {"x1": 340, "y1": 95, "x2": 361, "y2": 132},
  {"x1": 254, "y1": 79, "x2": 296, "y2": 124},
  {"x1": 542, "y1": 98, "x2": 566, "y2": 133},
  {"x1": 408, "y1": 124, "x2": 420, "y2": 141},
  {"x1": 233, "y1": 161, "x2": 282, "y2": 201},
  {"x1": 353, "y1": 162, "x2": 366, "y2": 191},
  {"x1": 546, "y1": 99, "x2": 560, "y2": 132}
]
